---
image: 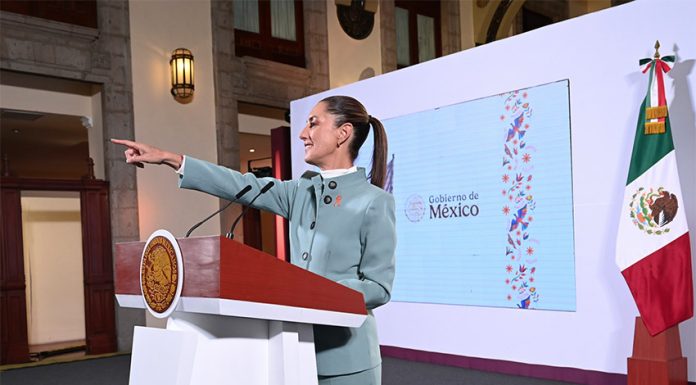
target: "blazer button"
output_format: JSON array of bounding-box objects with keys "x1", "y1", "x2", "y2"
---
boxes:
[
  {"x1": 323, "y1": 195, "x2": 332, "y2": 204},
  {"x1": 310, "y1": 221, "x2": 316, "y2": 229},
  {"x1": 302, "y1": 252, "x2": 309, "y2": 260},
  {"x1": 328, "y1": 180, "x2": 337, "y2": 189}
]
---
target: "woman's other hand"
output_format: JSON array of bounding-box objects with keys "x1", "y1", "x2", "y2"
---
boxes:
[{"x1": 110, "y1": 139, "x2": 183, "y2": 170}]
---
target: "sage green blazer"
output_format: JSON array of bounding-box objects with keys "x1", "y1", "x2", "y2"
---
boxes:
[{"x1": 178, "y1": 156, "x2": 396, "y2": 376}]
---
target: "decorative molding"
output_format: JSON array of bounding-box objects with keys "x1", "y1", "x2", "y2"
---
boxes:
[
  {"x1": 236, "y1": 56, "x2": 312, "y2": 106},
  {"x1": 0, "y1": 176, "x2": 109, "y2": 190},
  {"x1": 0, "y1": 10, "x2": 99, "y2": 42}
]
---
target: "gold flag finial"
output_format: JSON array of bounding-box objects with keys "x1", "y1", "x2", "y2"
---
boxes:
[{"x1": 654, "y1": 40, "x2": 661, "y2": 59}]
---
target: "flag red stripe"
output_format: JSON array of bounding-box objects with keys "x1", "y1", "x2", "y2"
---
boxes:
[
  {"x1": 657, "y1": 59, "x2": 672, "y2": 74},
  {"x1": 655, "y1": 59, "x2": 667, "y2": 122},
  {"x1": 622, "y1": 232, "x2": 693, "y2": 336}
]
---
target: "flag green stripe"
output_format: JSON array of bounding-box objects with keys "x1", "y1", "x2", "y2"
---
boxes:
[{"x1": 626, "y1": 98, "x2": 675, "y2": 184}]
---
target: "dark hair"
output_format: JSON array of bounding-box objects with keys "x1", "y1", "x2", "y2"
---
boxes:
[{"x1": 320, "y1": 95, "x2": 388, "y2": 189}]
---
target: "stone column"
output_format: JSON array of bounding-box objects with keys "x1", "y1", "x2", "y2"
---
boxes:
[
  {"x1": 441, "y1": 0, "x2": 462, "y2": 56},
  {"x1": 210, "y1": 0, "x2": 242, "y2": 237},
  {"x1": 305, "y1": 0, "x2": 330, "y2": 94},
  {"x1": 94, "y1": 0, "x2": 144, "y2": 353},
  {"x1": 379, "y1": 0, "x2": 397, "y2": 74}
]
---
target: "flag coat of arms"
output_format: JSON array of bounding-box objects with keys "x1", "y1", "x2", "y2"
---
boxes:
[{"x1": 615, "y1": 48, "x2": 693, "y2": 336}]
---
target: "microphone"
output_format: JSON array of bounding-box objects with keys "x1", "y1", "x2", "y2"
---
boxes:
[
  {"x1": 226, "y1": 181, "x2": 275, "y2": 239},
  {"x1": 185, "y1": 185, "x2": 252, "y2": 238}
]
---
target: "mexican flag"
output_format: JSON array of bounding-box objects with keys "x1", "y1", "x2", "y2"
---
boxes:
[{"x1": 615, "y1": 54, "x2": 693, "y2": 336}]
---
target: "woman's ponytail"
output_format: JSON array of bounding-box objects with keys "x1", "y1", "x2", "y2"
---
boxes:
[{"x1": 368, "y1": 116, "x2": 388, "y2": 189}]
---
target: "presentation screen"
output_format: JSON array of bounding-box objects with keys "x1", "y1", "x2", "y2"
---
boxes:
[{"x1": 355, "y1": 80, "x2": 576, "y2": 311}]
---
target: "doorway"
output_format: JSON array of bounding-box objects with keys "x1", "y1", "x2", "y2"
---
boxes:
[
  {"x1": 238, "y1": 102, "x2": 290, "y2": 256},
  {"x1": 21, "y1": 191, "x2": 87, "y2": 360},
  {"x1": 1, "y1": 178, "x2": 117, "y2": 364}
]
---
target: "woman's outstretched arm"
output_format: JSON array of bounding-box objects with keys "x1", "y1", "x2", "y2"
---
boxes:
[{"x1": 112, "y1": 138, "x2": 296, "y2": 219}]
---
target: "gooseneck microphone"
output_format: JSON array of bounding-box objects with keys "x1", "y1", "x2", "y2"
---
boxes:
[
  {"x1": 185, "y1": 185, "x2": 252, "y2": 238},
  {"x1": 226, "y1": 181, "x2": 275, "y2": 239}
]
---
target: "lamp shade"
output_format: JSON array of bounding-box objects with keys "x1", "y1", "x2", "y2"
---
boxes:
[{"x1": 170, "y1": 48, "x2": 194, "y2": 99}]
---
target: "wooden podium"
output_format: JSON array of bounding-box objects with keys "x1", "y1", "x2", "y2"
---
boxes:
[{"x1": 115, "y1": 235, "x2": 367, "y2": 385}]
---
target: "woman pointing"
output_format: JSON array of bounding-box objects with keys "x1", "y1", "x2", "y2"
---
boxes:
[{"x1": 113, "y1": 95, "x2": 396, "y2": 385}]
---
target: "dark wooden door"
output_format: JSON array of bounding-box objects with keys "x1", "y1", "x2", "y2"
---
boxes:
[
  {"x1": 80, "y1": 186, "x2": 117, "y2": 354},
  {"x1": 0, "y1": 187, "x2": 30, "y2": 364},
  {"x1": 0, "y1": 178, "x2": 116, "y2": 364}
]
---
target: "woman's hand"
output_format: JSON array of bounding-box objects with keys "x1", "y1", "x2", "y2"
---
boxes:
[{"x1": 111, "y1": 139, "x2": 183, "y2": 170}]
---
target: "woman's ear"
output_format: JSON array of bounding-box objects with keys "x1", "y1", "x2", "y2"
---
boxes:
[{"x1": 337, "y1": 122, "x2": 353, "y2": 147}]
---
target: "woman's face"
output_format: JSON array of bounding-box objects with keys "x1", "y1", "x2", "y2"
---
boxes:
[{"x1": 299, "y1": 102, "x2": 342, "y2": 169}]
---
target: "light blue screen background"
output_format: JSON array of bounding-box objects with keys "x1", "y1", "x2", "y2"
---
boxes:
[{"x1": 356, "y1": 80, "x2": 576, "y2": 311}]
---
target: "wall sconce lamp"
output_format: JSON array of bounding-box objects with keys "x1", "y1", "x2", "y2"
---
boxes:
[{"x1": 170, "y1": 48, "x2": 194, "y2": 99}]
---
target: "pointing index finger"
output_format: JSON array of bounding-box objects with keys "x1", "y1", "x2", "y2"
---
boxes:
[{"x1": 111, "y1": 138, "x2": 138, "y2": 148}]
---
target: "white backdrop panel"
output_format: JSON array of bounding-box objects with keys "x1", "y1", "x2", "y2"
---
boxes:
[{"x1": 290, "y1": 0, "x2": 696, "y2": 378}]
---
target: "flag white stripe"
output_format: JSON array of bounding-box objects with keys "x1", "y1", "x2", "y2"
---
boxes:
[
  {"x1": 649, "y1": 67, "x2": 659, "y2": 110},
  {"x1": 615, "y1": 150, "x2": 689, "y2": 270}
]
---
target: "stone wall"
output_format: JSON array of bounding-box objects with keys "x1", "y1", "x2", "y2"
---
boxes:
[{"x1": 0, "y1": 0, "x2": 143, "y2": 352}]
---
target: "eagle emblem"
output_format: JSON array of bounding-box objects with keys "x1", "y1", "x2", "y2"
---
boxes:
[
  {"x1": 140, "y1": 230, "x2": 183, "y2": 317},
  {"x1": 629, "y1": 187, "x2": 679, "y2": 235},
  {"x1": 404, "y1": 194, "x2": 425, "y2": 223}
]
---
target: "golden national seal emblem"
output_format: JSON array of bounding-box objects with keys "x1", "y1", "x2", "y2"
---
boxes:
[{"x1": 140, "y1": 230, "x2": 184, "y2": 317}]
